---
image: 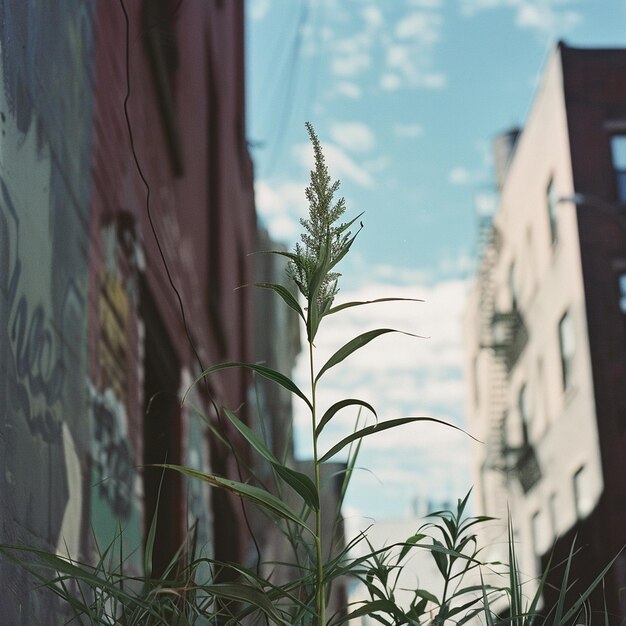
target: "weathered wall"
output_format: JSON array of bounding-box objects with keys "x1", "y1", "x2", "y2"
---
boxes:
[
  {"x1": 562, "y1": 44, "x2": 626, "y2": 621},
  {"x1": 0, "y1": 2, "x2": 95, "y2": 622},
  {"x1": 0, "y1": 0, "x2": 256, "y2": 621}
]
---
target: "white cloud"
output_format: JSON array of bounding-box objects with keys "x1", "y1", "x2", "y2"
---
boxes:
[
  {"x1": 292, "y1": 141, "x2": 374, "y2": 187},
  {"x1": 387, "y1": 44, "x2": 412, "y2": 72},
  {"x1": 334, "y1": 81, "x2": 362, "y2": 99},
  {"x1": 385, "y1": 42, "x2": 447, "y2": 90},
  {"x1": 330, "y1": 121, "x2": 376, "y2": 153},
  {"x1": 421, "y1": 72, "x2": 447, "y2": 89},
  {"x1": 449, "y1": 167, "x2": 473, "y2": 185},
  {"x1": 448, "y1": 166, "x2": 485, "y2": 185},
  {"x1": 362, "y1": 5, "x2": 384, "y2": 28},
  {"x1": 395, "y1": 11, "x2": 442, "y2": 45},
  {"x1": 393, "y1": 123, "x2": 424, "y2": 139},
  {"x1": 458, "y1": 0, "x2": 583, "y2": 37},
  {"x1": 363, "y1": 155, "x2": 390, "y2": 173},
  {"x1": 254, "y1": 179, "x2": 306, "y2": 240},
  {"x1": 292, "y1": 274, "x2": 470, "y2": 442},
  {"x1": 290, "y1": 270, "x2": 474, "y2": 516},
  {"x1": 247, "y1": 0, "x2": 270, "y2": 21},
  {"x1": 516, "y1": 2, "x2": 582, "y2": 33},
  {"x1": 331, "y1": 35, "x2": 373, "y2": 77},
  {"x1": 408, "y1": 0, "x2": 443, "y2": 7},
  {"x1": 380, "y1": 73, "x2": 402, "y2": 91},
  {"x1": 332, "y1": 50, "x2": 371, "y2": 77},
  {"x1": 371, "y1": 264, "x2": 430, "y2": 284},
  {"x1": 320, "y1": 4, "x2": 447, "y2": 94}
]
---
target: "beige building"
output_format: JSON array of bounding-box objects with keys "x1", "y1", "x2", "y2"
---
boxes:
[{"x1": 464, "y1": 42, "x2": 626, "y2": 620}]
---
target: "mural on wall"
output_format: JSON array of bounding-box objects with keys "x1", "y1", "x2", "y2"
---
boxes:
[
  {"x1": 0, "y1": 2, "x2": 95, "y2": 623},
  {"x1": 87, "y1": 215, "x2": 143, "y2": 553}
]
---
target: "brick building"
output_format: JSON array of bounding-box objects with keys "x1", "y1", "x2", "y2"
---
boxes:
[
  {"x1": 0, "y1": 1, "x2": 257, "y2": 622},
  {"x1": 464, "y1": 42, "x2": 626, "y2": 621}
]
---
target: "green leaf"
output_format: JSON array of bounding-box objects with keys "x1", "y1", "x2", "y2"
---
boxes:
[
  {"x1": 398, "y1": 533, "x2": 427, "y2": 561},
  {"x1": 306, "y1": 240, "x2": 332, "y2": 341},
  {"x1": 143, "y1": 476, "x2": 160, "y2": 582},
  {"x1": 335, "y1": 211, "x2": 364, "y2": 236},
  {"x1": 265, "y1": 248, "x2": 306, "y2": 268},
  {"x1": 319, "y1": 416, "x2": 471, "y2": 463},
  {"x1": 315, "y1": 398, "x2": 377, "y2": 437},
  {"x1": 223, "y1": 409, "x2": 319, "y2": 510},
  {"x1": 156, "y1": 464, "x2": 312, "y2": 533},
  {"x1": 326, "y1": 222, "x2": 360, "y2": 272},
  {"x1": 558, "y1": 547, "x2": 619, "y2": 625},
  {"x1": 431, "y1": 539, "x2": 448, "y2": 578},
  {"x1": 253, "y1": 282, "x2": 305, "y2": 321},
  {"x1": 186, "y1": 361, "x2": 312, "y2": 411},
  {"x1": 203, "y1": 582, "x2": 292, "y2": 625},
  {"x1": 273, "y1": 465, "x2": 319, "y2": 511},
  {"x1": 224, "y1": 408, "x2": 278, "y2": 465},
  {"x1": 327, "y1": 296, "x2": 423, "y2": 316},
  {"x1": 341, "y1": 599, "x2": 398, "y2": 622},
  {"x1": 411, "y1": 587, "x2": 440, "y2": 605},
  {"x1": 316, "y1": 328, "x2": 425, "y2": 383}
]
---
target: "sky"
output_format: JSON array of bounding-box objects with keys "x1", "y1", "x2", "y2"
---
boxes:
[{"x1": 244, "y1": 0, "x2": 626, "y2": 523}]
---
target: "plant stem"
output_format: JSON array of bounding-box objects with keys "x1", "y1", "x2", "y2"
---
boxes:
[{"x1": 309, "y1": 340, "x2": 325, "y2": 626}]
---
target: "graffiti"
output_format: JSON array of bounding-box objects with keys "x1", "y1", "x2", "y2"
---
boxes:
[
  {"x1": 0, "y1": 3, "x2": 95, "y2": 623},
  {"x1": 89, "y1": 386, "x2": 134, "y2": 520},
  {"x1": 1, "y1": 179, "x2": 65, "y2": 443}
]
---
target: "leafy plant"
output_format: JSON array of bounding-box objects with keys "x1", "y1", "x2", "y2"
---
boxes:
[
  {"x1": 0, "y1": 124, "x2": 617, "y2": 625},
  {"x1": 346, "y1": 492, "x2": 498, "y2": 625}
]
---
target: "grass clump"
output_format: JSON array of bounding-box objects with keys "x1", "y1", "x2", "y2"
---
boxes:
[{"x1": 0, "y1": 124, "x2": 617, "y2": 625}]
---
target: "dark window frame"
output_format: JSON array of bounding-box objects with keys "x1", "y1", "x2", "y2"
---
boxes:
[
  {"x1": 558, "y1": 310, "x2": 575, "y2": 391},
  {"x1": 610, "y1": 134, "x2": 626, "y2": 203},
  {"x1": 518, "y1": 383, "x2": 530, "y2": 444},
  {"x1": 546, "y1": 177, "x2": 558, "y2": 246}
]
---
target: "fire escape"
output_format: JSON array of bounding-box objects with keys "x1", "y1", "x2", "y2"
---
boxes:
[{"x1": 477, "y1": 216, "x2": 538, "y2": 513}]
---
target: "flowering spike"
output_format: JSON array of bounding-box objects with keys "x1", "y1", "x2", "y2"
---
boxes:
[{"x1": 287, "y1": 123, "x2": 355, "y2": 313}]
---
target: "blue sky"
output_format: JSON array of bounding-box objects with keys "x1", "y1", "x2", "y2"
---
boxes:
[{"x1": 245, "y1": 0, "x2": 626, "y2": 522}]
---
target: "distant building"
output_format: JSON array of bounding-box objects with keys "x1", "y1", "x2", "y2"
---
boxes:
[
  {"x1": 0, "y1": 1, "x2": 257, "y2": 622},
  {"x1": 464, "y1": 42, "x2": 626, "y2": 621}
]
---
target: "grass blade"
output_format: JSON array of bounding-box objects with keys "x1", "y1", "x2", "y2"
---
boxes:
[
  {"x1": 156, "y1": 464, "x2": 312, "y2": 532},
  {"x1": 316, "y1": 329, "x2": 425, "y2": 383},
  {"x1": 319, "y1": 416, "x2": 473, "y2": 462},
  {"x1": 327, "y1": 297, "x2": 423, "y2": 316},
  {"x1": 315, "y1": 398, "x2": 377, "y2": 437},
  {"x1": 223, "y1": 408, "x2": 319, "y2": 509},
  {"x1": 186, "y1": 361, "x2": 312, "y2": 411},
  {"x1": 253, "y1": 282, "x2": 305, "y2": 321}
]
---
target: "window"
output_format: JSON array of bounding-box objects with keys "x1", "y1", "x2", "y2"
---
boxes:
[
  {"x1": 530, "y1": 510, "x2": 545, "y2": 570},
  {"x1": 518, "y1": 384, "x2": 530, "y2": 443},
  {"x1": 548, "y1": 493, "x2": 558, "y2": 538},
  {"x1": 473, "y1": 354, "x2": 480, "y2": 408},
  {"x1": 618, "y1": 273, "x2": 626, "y2": 314},
  {"x1": 610, "y1": 135, "x2": 626, "y2": 202},
  {"x1": 508, "y1": 262, "x2": 518, "y2": 310},
  {"x1": 143, "y1": 0, "x2": 184, "y2": 175},
  {"x1": 558, "y1": 311, "x2": 575, "y2": 390},
  {"x1": 547, "y1": 177, "x2": 558, "y2": 245},
  {"x1": 573, "y1": 465, "x2": 594, "y2": 519}
]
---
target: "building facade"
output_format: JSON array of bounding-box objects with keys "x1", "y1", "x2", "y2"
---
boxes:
[
  {"x1": 0, "y1": 1, "x2": 257, "y2": 622},
  {"x1": 464, "y1": 43, "x2": 626, "y2": 621}
]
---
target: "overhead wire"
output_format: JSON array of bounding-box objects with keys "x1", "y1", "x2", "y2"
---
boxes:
[{"x1": 251, "y1": 0, "x2": 314, "y2": 179}]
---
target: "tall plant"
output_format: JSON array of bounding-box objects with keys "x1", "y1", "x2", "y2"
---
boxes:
[
  {"x1": 167, "y1": 121, "x2": 454, "y2": 624},
  {"x1": 0, "y1": 124, "x2": 617, "y2": 625}
]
